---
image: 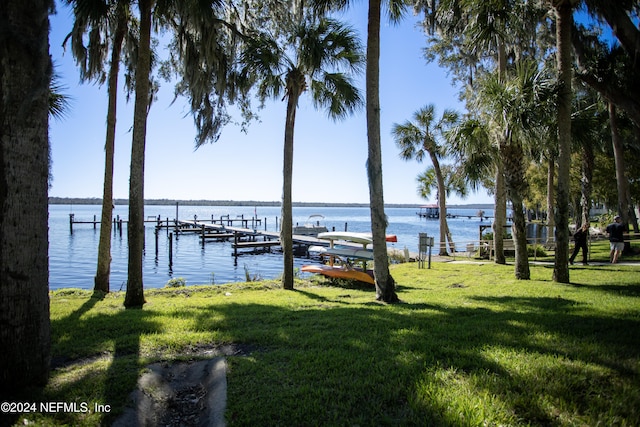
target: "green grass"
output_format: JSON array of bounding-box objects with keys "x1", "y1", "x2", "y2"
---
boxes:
[{"x1": 11, "y1": 258, "x2": 640, "y2": 426}]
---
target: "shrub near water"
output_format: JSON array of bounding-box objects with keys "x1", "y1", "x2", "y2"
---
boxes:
[{"x1": 26, "y1": 261, "x2": 640, "y2": 426}]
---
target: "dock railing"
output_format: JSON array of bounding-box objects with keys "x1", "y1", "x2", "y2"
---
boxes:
[{"x1": 446, "y1": 237, "x2": 556, "y2": 261}]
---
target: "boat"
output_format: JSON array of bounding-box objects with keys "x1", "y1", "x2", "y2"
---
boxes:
[
  {"x1": 302, "y1": 231, "x2": 397, "y2": 285},
  {"x1": 316, "y1": 231, "x2": 398, "y2": 246},
  {"x1": 308, "y1": 245, "x2": 374, "y2": 260},
  {"x1": 318, "y1": 231, "x2": 373, "y2": 246},
  {"x1": 293, "y1": 214, "x2": 328, "y2": 236},
  {"x1": 301, "y1": 264, "x2": 374, "y2": 285}
]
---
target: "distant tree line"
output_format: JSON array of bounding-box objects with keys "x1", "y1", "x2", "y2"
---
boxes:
[{"x1": 50, "y1": 196, "x2": 484, "y2": 209}]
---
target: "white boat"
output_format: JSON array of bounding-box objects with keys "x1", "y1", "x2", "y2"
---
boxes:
[
  {"x1": 317, "y1": 231, "x2": 373, "y2": 246},
  {"x1": 317, "y1": 231, "x2": 398, "y2": 246},
  {"x1": 293, "y1": 214, "x2": 328, "y2": 236},
  {"x1": 308, "y1": 245, "x2": 374, "y2": 260}
]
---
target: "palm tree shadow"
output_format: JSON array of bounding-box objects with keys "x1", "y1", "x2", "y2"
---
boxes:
[{"x1": 49, "y1": 300, "x2": 160, "y2": 424}]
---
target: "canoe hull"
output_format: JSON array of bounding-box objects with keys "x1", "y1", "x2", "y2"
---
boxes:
[
  {"x1": 308, "y1": 245, "x2": 374, "y2": 260},
  {"x1": 301, "y1": 264, "x2": 374, "y2": 285}
]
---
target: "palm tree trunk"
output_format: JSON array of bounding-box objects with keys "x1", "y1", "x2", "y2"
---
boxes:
[
  {"x1": 0, "y1": 0, "x2": 51, "y2": 394},
  {"x1": 580, "y1": 141, "x2": 594, "y2": 226},
  {"x1": 546, "y1": 155, "x2": 555, "y2": 244},
  {"x1": 609, "y1": 103, "x2": 630, "y2": 226},
  {"x1": 95, "y1": 7, "x2": 127, "y2": 293},
  {"x1": 281, "y1": 74, "x2": 302, "y2": 291},
  {"x1": 125, "y1": 0, "x2": 154, "y2": 308},
  {"x1": 493, "y1": 39, "x2": 507, "y2": 265},
  {"x1": 553, "y1": 0, "x2": 573, "y2": 284},
  {"x1": 493, "y1": 163, "x2": 507, "y2": 264},
  {"x1": 366, "y1": 0, "x2": 397, "y2": 303},
  {"x1": 511, "y1": 195, "x2": 530, "y2": 279},
  {"x1": 430, "y1": 152, "x2": 448, "y2": 255},
  {"x1": 502, "y1": 142, "x2": 530, "y2": 279}
]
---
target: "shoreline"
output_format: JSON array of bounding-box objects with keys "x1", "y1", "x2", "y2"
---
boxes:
[{"x1": 48, "y1": 197, "x2": 494, "y2": 210}]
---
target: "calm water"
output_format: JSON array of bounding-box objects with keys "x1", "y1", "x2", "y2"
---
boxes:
[{"x1": 49, "y1": 204, "x2": 493, "y2": 290}]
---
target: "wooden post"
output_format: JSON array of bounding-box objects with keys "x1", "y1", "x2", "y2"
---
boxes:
[
  {"x1": 93, "y1": 214, "x2": 97, "y2": 229},
  {"x1": 69, "y1": 213, "x2": 74, "y2": 233},
  {"x1": 234, "y1": 232, "x2": 238, "y2": 258},
  {"x1": 201, "y1": 225, "x2": 205, "y2": 247},
  {"x1": 168, "y1": 232, "x2": 173, "y2": 267},
  {"x1": 155, "y1": 226, "x2": 159, "y2": 257}
]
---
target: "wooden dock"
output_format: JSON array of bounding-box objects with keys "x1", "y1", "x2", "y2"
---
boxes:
[
  {"x1": 68, "y1": 211, "x2": 363, "y2": 260},
  {"x1": 174, "y1": 220, "x2": 365, "y2": 257}
]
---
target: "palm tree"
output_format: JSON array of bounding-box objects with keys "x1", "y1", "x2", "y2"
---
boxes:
[
  {"x1": 0, "y1": 0, "x2": 51, "y2": 394},
  {"x1": 418, "y1": 0, "x2": 545, "y2": 267},
  {"x1": 366, "y1": 0, "x2": 406, "y2": 302},
  {"x1": 124, "y1": 0, "x2": 154, "y2": 308},
  {"x1": 309, "y1": 0, "x2": 404, "y2": 302},
  {"x1": 415, "y1": 164, "x2": 468, "y2": 252},
  {"x1": 241, "y1": 17, "x2": 363, "y2": 290},
  {"x1": 476, "y1": 61, "x2": 554, "y2": 279},
  {"x1": 64, "y1": 0, "x2": 134, "y2": 293},
  {"x1": 393, "y1": 104, "x2": 459, "y2": 255},
  {"x1": 552, "y1": 0, "x2": 577, "y2": 284},
  {"x1": 122, "y1": 0, "x2": 253, "y2": 306}
]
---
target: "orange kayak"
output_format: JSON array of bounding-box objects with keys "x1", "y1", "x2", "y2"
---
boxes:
[{"x1": 301, "y1": 264, "x2": 374, "y2": 285}]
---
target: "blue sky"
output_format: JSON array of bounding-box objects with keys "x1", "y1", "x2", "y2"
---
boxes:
[{"x1": 48, "y1": 1, "x2": 493, "y2": 205}]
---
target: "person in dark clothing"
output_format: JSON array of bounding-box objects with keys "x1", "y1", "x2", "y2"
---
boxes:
[
  {"x1": 569, "y1": 223, "x2": 589, "y2": 265},
  {"x1": 606, "y1": 215, "x2": 625, "y2": 263}
]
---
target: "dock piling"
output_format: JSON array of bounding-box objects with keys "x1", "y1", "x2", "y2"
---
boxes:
[{"x1": 168, "y1": 232, "x2": 173, "y2": 267}]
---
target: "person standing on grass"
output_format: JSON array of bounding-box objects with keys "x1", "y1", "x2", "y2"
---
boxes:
[
  {"x1": 606, "y1": 215, "x2": 625, "y2": 263},
  {"x1": 569, "y1": 223, "x2": 589, "y2": 265}
]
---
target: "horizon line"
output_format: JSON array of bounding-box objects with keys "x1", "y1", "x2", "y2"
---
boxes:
[{"x1": 49, "y1": 196, "x2": 494, "y2": 209}]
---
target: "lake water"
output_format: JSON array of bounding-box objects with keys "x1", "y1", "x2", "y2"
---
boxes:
[{"x1": 49, "y1": 204, "x2": 494, "y2": 290}]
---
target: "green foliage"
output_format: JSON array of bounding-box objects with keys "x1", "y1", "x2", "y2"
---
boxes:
[
  {"x1": 244, "y1": 265, "x2": 262, "y2": 282},
  {"x1": 527, "y1": 244, "x2": 547, "y2": 257},
  {"x1": 164, "y1": 277, "x2": 186, "y2": 288},
  {"x1": 598, "y1": 212, "x2": 617, "y2": 231}
]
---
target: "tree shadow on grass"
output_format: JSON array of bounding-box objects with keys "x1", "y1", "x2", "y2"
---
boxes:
[
  {"x1": 42, "y1": 282, "x2": 640, "y2": 426},
  {"x1": 199, "y1": 293, "x2": 640, "y2": 425},
  {"x1": 47, "y1": 299, "x2": 161, "y2": 425}
]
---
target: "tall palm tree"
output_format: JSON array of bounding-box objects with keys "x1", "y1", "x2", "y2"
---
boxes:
[
  {"x1": 476, "y1": 61, "x2": 553, "y2": 279},
  {"x1": 242, "y1": 17, "x2": 363, "y2": 290},
  {"x1": 393, "y1": 104, "x2": 459, "y2": 255},
  {"x1": 415, "y1": 164, "x2": 468, "y2": 252},
  {"x1": 366, "y1": 0, "x2": 405, "y2": 302},
  {"x1": 125, "y1": 0, "x2": 154, "y2": 308},
  {"x1": 64, "y1": 0, "x2": 134, "y2": 293},
  {"x1": 310, "y1": 0, "x2": 404, "y2": 302},
  {"x1": 122, "y1": 0, "x2": 252, "y2": 306},
  {"x1": 552, "y1": 0, "x2": 577, "y2": 284},
  {"x1": 418, "y1": 0, "x2": 545, "y2": 266},
  {"x1": 0, "y1": 0, "x2": 52, "y2": 394}
]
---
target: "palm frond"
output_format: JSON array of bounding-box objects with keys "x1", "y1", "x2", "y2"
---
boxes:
[{"x1": 311, "y1": 72, "x2": 362, "y2": 119}]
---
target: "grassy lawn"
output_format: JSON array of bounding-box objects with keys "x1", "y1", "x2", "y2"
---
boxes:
[{"x1": 12, "y1": 248, "x2": 640, "y2": 426}]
